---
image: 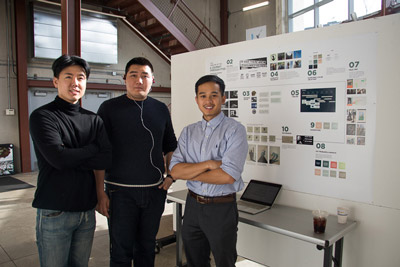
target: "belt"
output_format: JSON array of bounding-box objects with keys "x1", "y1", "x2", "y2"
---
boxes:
[{"x1": 189, "y1": 190, "x2": 236, "y2": 204}]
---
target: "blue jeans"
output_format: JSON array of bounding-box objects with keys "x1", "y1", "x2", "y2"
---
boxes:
[
  {"x1": 107, "y1": 185, "x2": 166, "y2": 267},
  {"x1": 36, "y1": 208, "x2": 96, "y2": 267}
]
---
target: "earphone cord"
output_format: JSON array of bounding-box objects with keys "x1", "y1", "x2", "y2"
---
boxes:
[
  {"x1": 137, "y1": 100, "x2": 163, "y2": 185},
  {"x1": 107, "y1": 100, "x2": 163, "y2": 188}
]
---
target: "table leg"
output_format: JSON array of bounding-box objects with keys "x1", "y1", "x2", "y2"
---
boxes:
[
  {"x1": 334, "y1": 238, "x2": 344, "y2": 267},
  {"x1": 323, "y1": 245, "x2": 333, "y2": 267},
  {"x1": 175, "y1": 203, "x2": 183, "y2": 267}
]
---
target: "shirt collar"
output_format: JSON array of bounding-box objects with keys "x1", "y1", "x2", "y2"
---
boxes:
[{"x1": 201, "y1": 112, "x2": 225, "y2": 131}]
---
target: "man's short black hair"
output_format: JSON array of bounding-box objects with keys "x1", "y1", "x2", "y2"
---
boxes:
[
  {"x1": 195, "y1": 75, "x2": 225, "y2": 95},
  {"x1": 52, "y1": 54, "x2": 90, "y2": 79},
  {"x1": 124, "y1": 57, "x2": 154, "y2": 76}
]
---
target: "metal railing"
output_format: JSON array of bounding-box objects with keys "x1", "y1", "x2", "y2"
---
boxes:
[{"x1": 151, "y1": 0, "x2": 221, "y2": 50}]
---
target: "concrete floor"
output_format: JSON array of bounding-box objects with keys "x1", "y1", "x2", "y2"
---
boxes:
[{"x1": 0, "y1": 172, "x2": 264, "y2": 267}]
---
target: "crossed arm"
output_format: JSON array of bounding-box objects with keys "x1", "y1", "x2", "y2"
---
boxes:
[{"x1": 170, "y1": 160, "x2": 235, "y2": 185}]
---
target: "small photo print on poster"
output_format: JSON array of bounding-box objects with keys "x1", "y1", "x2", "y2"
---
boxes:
[
  {"x1": 294, "y1": 50, "x2": 302, "y2": 59},
  {"x1": 357, "y1": 137, "x2": 366, "y2": 145},
  {"x1": 247, "y1": 134, "x2": 253, "y2": 141},
  {"x1": 347, "y1": 109, "x2": 357, "y2": 123},
  {"x1": 247, "y1": 126, "x2": 254, "y2": 133},
  {"x1": 229, "y1": 100, "x2": 238, "y2": 108},
  {"x1": 357, "y1": 88, "x2": 366, "y2": 94},
  {"x1": 230, "y1": 91, "x2": 238, "y2": 99},
  {"x1": 297, "y1": 135, "x2": 313, "y2": 145},
  {"x1": 347, "y1": 96, "x2": 367, "y2": 106},
  {"x1": 346, "y1": 124, "x2": 356, "y2": 135},
  {"x1": 257, "y1": 145, "x2": 268, "y2": 163},
  {"x1": 356, "y1": 124, "x2": 366, "y2": 136},
  {"x1": 222, "y1": 109, "x2": 229, "y2": 117},
  {"x1": 229, "y1": 110, "x2": 238, "y2": 118},
  {"x1": 247, "y1": 145, "x2": 256, "y2": 162},
  {"x1": 347, "y1": 79, "x2": 353, "y2": 88},
  {"x1": 346, "y1": 136, "x2": 356, "y2": 145},
  {"x1": 269, "y1": 146, "x2": 280, "y2": 165},
  {"x1": 357, "y1": 109, "x2": 366, "y2": 122},
  {"x1": 282, "y1": 136, "x2": 293, "y2": 144},
  {"x1": 347, "y1": 88, "x2": 356, "y2": 94},
  {"x1": 261, "y1": 135, "x2": 268, "y2": 142}
]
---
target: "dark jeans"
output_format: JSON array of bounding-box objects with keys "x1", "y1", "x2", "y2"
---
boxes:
[
  {"x1": 106, "y1": 184, "x2": 166, "y2": 267},
  {"x1": 182, "y1": 194, "x2": 239, "y2": 267}
]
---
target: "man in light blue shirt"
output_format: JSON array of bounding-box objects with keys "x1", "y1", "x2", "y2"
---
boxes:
[{"x1": 170, "y1": 75, "x2": 248, "y2": 267}]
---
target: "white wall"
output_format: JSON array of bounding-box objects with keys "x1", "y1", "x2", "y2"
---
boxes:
[
  {"x1": 228, "y1": 0, "x2": 277, "y2": 43},
  {"x1": 171, "y1": 14, "x2": 400, "y2": 267}
]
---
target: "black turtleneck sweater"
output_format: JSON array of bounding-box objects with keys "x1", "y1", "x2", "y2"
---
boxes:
[
  {"x1": 98, "y1": 95, "x2": 177, "y2": 185},
  {"x1": 30, "y1": 96, "x2": 111, "y2": 211}
]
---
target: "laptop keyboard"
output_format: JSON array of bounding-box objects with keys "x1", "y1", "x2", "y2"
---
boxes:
[{"x1": 237, "y1": 200, "x2": 266, "y2": 209}]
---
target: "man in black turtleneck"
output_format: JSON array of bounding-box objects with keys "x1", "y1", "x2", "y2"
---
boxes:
[{"x1": 29, "y1": 54, "x2": 111, "y2": 267}]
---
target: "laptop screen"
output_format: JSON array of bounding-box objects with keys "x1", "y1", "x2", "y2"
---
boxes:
[{"x1": 240, "y1": 180, "x2": 282, "y2": 206}]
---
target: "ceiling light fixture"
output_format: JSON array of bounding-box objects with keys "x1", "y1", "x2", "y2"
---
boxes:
[{"x1": 243, "y1": 1, "x2": 270, "y2": 12}]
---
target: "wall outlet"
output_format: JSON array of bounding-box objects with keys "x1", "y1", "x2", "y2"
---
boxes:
[{"x1": 5, "y1": 109, "x2": 15, "y2": 116}]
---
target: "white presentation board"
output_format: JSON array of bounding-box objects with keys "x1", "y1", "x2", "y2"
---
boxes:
[
  {"x1": 205, "y1": 33, "x2": 377, "y2": 203},
  {"x1": 171, "y1": 15, "x2": 399, "y2": 204}
]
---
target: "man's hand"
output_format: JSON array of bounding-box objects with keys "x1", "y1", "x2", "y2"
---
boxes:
[
  {"x1": 158, "y1": 177, "x2": 174, "y2": 190},
  {"x1": 96, "y1": 190, "x2": 110, "y2": 218},
  {"x1": 207, "y1": 160, "x2": 222, "y2": 170}
]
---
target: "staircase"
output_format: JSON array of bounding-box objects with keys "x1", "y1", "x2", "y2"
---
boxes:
[{"x1": 84, "y1": 0, "x2": 221, "y2": 61}]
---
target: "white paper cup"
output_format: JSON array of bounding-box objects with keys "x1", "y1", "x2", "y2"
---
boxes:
[{"x1": 337, "y1": 207, "x2": 349, "y2": 224}]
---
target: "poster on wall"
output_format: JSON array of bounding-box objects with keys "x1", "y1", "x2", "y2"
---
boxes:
[
  {"x1": 206, "y1": 33, "x2": 377, "y2": 203},
  {"x1": 246, "y1": 25, "x2": 267, "y2": 40}
]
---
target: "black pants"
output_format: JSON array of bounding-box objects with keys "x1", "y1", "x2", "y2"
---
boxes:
[
  {"x1": 106, "y1": 185, "x2": 166, "y2": 267},
  {"x1": 182, "y1": 194, "x2": 239, "y2": 267}
]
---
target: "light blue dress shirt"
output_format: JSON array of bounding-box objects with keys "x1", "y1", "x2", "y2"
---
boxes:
[{"x1": 170, "y1": 112, "x2": 248, "y2": 197}]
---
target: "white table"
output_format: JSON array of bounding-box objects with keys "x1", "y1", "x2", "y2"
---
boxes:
[{"x1": 167, "y1": 189, "x2": 357, "y2": 267}]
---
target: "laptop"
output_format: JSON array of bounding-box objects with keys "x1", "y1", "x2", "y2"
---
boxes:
[{"x1": 237, "y1": 180, "x2": 282, "y2": 214}]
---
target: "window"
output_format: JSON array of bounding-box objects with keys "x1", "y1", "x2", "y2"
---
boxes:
[
  {"x1": 33, "y1": 4, "x2": 118, "y2": 64},
  {"x1": 288, "y1": 0, "x2": 383, "y2": 32}
]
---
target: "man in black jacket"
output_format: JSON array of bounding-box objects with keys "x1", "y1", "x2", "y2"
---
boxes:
[{"x1": 29, "y1": 54, "x2": 111, "y2": 267}]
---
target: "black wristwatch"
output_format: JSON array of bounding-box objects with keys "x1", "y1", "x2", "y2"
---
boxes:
[{"x1": 166, "y1": 174, "x2": 175, "y2": 183}]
